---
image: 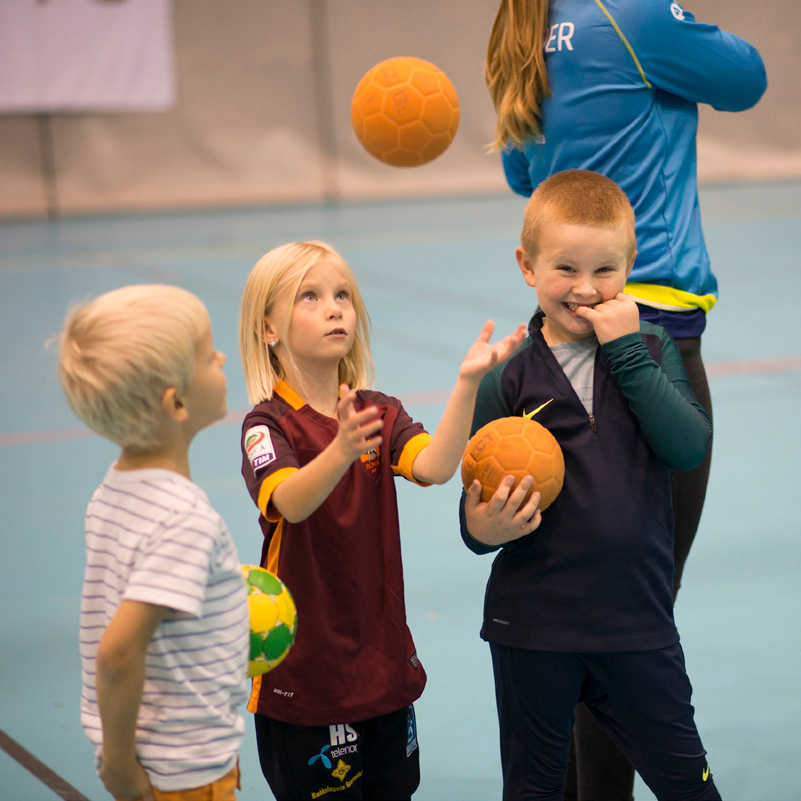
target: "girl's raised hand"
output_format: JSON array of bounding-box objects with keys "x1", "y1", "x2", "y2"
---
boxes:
[
  {"x1": 270, "y1": 385, "x2": 384, "y2": 523},
  {"x1": 459, "y1": 321, "x2": 528, "y2": 383},
  {"x1": 334, "y1": 384, "x2": 384, "y2": 463}
]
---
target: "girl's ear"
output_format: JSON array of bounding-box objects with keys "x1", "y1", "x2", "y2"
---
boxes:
[
  {"x1": 259, "y1": 319, "x2": 279, "y2": 346},
  {"x1": 516, "y1": 246, "x2": 537, "y2": 288}
]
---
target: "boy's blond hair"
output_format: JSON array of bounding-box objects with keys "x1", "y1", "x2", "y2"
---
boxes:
[
  {"x1": 521, "y1": 170, "x2": 637, "y2": 259},
  {"x1": 239, "y1": 241, "x2": 375, "y2": 405},
  {"x1": 57, "y1": 284, "x2": 209, "y2": 452}
]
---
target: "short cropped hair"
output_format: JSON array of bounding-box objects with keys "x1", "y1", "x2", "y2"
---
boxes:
[
  {"x1": 57, "y1": 284, "x2": 209, "y2": 452},
  {"x1": 521, "y1": 170, "x2": 637, "y2": 259},
  {"x1": 239, "y1": 241, "x2": 375, "y2": 405}
]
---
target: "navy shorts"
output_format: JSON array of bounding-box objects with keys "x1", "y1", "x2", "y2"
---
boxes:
[
  {"x1": 254, "y1": 705, "x2": 420, "y2": 800},
  {"x1": 490, "y1": 643, "x2": 721, "y2": 801}
]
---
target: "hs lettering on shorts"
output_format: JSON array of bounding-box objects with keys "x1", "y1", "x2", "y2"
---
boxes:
[{"x1": 329, "y1": 723, "x2": 359, "y2": 757}]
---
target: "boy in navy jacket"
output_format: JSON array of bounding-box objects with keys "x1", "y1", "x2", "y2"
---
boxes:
[{"x1": 460, "y1": 170, "x2": 717, "y2": 801}]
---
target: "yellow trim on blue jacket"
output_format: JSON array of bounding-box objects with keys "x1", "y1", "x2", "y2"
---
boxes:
[
  {"x1": 595, "y1": 0, "x2": 651, "y2": 88},
  {"x1": 626, "y1": 282, "x2": 717, "y2": 313}
]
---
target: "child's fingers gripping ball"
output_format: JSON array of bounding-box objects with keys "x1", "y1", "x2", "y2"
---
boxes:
[
  {"x1": 350, "y1": 56, "x2": 460, "y2": 167},
  {"x1": 461, "y1": 417, "x2": 565, "y2": 511},
  {"x1": 242, "y1": 565, "x2": 298, "y2": 677}
]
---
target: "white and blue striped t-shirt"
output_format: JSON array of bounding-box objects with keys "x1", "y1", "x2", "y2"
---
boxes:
[{"x1": 79, "y1": 466, "x2": 249, "y2": 792}]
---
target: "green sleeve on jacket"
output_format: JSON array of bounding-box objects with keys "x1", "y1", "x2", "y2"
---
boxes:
[{"x1": 602, "y1": 326, "x2": 712, "y2": 470}]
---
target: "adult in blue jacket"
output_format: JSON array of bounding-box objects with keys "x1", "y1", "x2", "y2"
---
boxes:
[{"x1": 484, "y1": 2, "x2": 766, "y2": 798}]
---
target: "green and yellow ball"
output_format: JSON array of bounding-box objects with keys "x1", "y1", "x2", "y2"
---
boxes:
[{"x1": 242, "y1": 565, "x2": 297, "y2": 677}]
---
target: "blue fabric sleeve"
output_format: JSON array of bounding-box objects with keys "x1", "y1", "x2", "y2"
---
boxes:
[
  {"x1": 602, "y1": 328, "x2": 712, "y2": 470},
  {"x1": 612, "y1": 1, "x2": 767, "y2": 111},
  {"x1": 502, "y1": 146, "x2": 534, "y2": 198}
]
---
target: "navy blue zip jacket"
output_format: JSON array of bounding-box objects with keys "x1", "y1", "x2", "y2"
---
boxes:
[{"x1": 460, "y1": 312, "x2": 711, "y2": 653}]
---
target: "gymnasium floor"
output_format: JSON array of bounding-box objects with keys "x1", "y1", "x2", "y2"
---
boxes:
[{"x1": 1, "y1": 181, "x2": 800, "y2": 801}]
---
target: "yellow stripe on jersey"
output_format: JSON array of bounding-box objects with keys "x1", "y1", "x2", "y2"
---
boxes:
[
  {"x1": 274, "y1": 381, "x2": 306, "y2": 410},
  {"x1": 257, "y1": 467, "x2": 299, "y2": 521},
  {"x1": 248, "y1": 673, "x2": 262, "y2": 713},
  {"x1": 264, "y1": 518, "x2": 284, "y2": 575},
  {"x1": 595, "y1": 0, "x2": 651, "y2": 88},
  {"x1": 393, "y1": 432, "x2": 433, "y2": 485},
  {"x1": 626, "y1": 282, "x2": 717, "y2": 313}
]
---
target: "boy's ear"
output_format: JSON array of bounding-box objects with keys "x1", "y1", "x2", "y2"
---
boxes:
[
  {"x1": 162, "y1": 387, "x2": 189, "y2": 423},
  {"x1": 626, "y1": 250, "x2": 637, "y2": 279},
  {"x1": 516, "y1": 247, "x2": 537, "y2": 288}
]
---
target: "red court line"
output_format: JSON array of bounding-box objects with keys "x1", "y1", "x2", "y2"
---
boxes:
[
  {"x1": 0, "y1": 728, "x2": 91, "y2": 801},
  {"x1": 705, "y1": 354, "x2": 801, "y2": 378},
  {"x1": 2, "y1": 355, "x2": 800, "y2": 449},
  {"x1": 0, "y1": 426, "x2": 96, "y2": 447}
]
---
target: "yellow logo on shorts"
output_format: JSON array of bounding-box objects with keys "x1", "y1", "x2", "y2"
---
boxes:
[
  {"x1": 702, "y1": 764, "x2": 710, "y2": 781},
  {"x1": 331, "y1": 759, "x2": 351, "y2": 783}
]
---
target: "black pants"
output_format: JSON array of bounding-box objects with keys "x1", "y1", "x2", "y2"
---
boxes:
[
  {"x1": 492, "y1": 643, "x2": 721, "y2": 801},
  {"x1": 254, "y1": 705, "x2": 420, "y2": 800},
  {"x1": 564, "y1": 337, "x2": 714, "y2": 800}
]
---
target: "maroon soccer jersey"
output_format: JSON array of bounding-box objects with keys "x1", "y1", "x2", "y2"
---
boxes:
[{"x1": 241, "y1": 381, "x2": 431, "y2": 726}]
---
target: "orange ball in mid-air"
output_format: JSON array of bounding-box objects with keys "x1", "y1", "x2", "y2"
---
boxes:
[
  {"x1": 461, "y1": 416, "x2": 565, "y2": 511},
  {"x1": 350, "y1": 56, "x2": 460, "y2": 167}
]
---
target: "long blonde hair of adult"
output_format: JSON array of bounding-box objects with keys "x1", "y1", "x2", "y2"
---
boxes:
[
  {"x1": 485, "y1": 0, "x2": 551, "y2": 152},
  {"x1": 239, "y1": 241, "x2": 375, "y2": 405}
]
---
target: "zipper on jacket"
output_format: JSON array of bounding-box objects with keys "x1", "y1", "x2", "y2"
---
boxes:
[{"x1": 588, "y1": 412, "x2": 597, "y2": 432}]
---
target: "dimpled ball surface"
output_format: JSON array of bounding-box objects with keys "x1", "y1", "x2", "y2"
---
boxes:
[
  {"x1": 350, "y1": 56, "x2": 460, "y2": 167},
  {"x1": 461, "y1": 417, "x2": 565, "y2": 511},
  {"x1": 242, "y1": 565, "x2": 297, "y2": 677}
]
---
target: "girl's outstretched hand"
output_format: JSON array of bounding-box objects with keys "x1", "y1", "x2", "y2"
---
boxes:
[
  {"x1": 334, "y1": 384, "x2": 384, "y2": 463},
  {"x1": 460, "y1": 321, "x2": 528, "y2": 383},
  {"x1": 271, "y1": 385, "x2": 384, "y2": 523}
]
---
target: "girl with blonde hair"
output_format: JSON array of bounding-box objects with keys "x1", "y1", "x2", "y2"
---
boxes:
[{"x1": 238, "y1": 240, "x2": 529, "y2": 800}]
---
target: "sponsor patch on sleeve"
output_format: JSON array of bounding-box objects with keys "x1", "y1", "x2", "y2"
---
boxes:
[{"x1": 244, "y1": 425, "x2": 276, "y2": 473}]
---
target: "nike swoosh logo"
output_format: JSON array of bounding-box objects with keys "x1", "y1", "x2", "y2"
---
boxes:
[
  {"x1": 702, "y1": 765, "x2": 710, "y2": 782},
  {"x1": 523, "y1": 399, "x2": 554, "y2": 419}
]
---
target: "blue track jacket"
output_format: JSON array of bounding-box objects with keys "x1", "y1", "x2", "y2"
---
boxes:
[{"x1": 503, "y1": 0, "x2": 766, "y2": 318}]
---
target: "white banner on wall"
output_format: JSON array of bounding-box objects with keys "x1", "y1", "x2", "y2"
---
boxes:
[{"x1": 0, "y1": 0, "x2": 175, "y2": 113}]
